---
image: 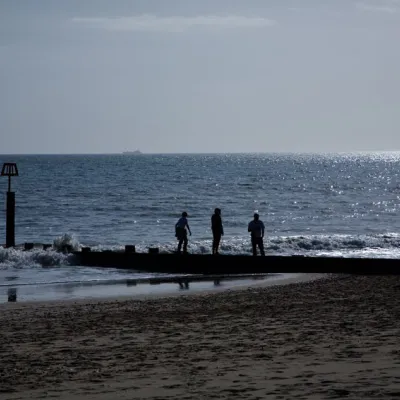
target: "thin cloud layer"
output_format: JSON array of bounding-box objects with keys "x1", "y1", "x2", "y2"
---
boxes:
[
  {"x1": 71, "y1": 14, "x2": 277, "y2": 32},
  {"x1": 356, "y1": 2, "x2": 398, "y2": 13}
]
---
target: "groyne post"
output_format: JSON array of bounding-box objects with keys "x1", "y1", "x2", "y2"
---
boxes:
[
  {"x1": 8, "y1": 288, "x2": 17, "y2": 302},
  {"x1": 1, "y1": 163, "x2": 19, "y2": 248}
]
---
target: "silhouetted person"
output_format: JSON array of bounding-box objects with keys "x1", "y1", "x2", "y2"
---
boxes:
[
  {"x1": 248, "y1": 213, "x2": 265, "y2": 256},
  {"x1": 175, "y1": 211, "x2": 191, "y2": 253},
  {"x1": 211, "y1": 208, "x2": 224, "y2": 254}
]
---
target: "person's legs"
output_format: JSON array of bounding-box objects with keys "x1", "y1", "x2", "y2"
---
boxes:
[
  {"x1": 251, "y1": 237, "x2": 257, "y2": 256},
  {"x1": 177, "y1": 237, "x2": 183, "y2": 253},
  {"x1": 212, "y1": 233, "x2": 217, "y2": 254},
  {"x1": 183, "y1": 233, "x2": 188, "y2": 253},
  {"x1": 177, "y1": 228, "x2": 184, "y2": 253},
  {"x1": 258, "y1": 238, "x2": 265, "y2": 256},
  {"x1": 214, "y1": 233, "x2": 221, "y2": 254}
]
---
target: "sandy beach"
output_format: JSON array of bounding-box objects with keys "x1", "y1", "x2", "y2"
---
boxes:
[{"x1": 1, "y1": 274, "x2": 400, "y2": 399}]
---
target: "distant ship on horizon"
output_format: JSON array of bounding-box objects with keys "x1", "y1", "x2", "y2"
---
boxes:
[{"x1": 122, "y1": 150, "x2": 142, "y2": 155}]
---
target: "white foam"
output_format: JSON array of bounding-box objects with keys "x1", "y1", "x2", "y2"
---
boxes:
[{"x1": 0, "y1": 247, "x2": 73, "y2": 269}]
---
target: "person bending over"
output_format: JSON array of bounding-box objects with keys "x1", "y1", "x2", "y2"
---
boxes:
[{"x1": 175, "y1": 211, "x2": 191, "y2": 254}]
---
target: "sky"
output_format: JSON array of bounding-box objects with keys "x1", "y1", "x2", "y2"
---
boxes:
[{"x1": 0, "y1": 0, "x2": 399, "y2": 154}]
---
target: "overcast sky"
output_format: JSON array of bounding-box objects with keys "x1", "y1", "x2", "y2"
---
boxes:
[{"x1": 1, "y1": 0, "x2": 399, "y2": 154}]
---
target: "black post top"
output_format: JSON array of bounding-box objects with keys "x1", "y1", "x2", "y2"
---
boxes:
[
  {"x1": 1, "y1": 163, "x2": 19, "y2": 177},
  {"x1": 1, "y1": 163, "x2": 19, "y2": 192}
]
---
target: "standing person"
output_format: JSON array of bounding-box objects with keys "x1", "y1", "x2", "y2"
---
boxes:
[
  {"x1": 211, "y1": 208, "x2": 224, "y2": 255},
  {"x1": 175, "y1": 211, "x2": 191, "y2": 254},
  {"x1": 248, "y1": 213, "x2": 265, "y2": 256}
]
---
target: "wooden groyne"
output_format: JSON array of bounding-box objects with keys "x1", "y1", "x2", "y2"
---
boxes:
[
  {"x1": 70, "y1": 248, "x2": 400, "y2": 274},
  {"x1": 14, "y1": 243, "x2": 400, "y2": 274}
]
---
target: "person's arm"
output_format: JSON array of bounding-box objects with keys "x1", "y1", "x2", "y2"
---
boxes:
[
  {"x1": 261, "y1": 222, "x2": 265, "y2": 238},
  {"x1": 187, "y1": 222, "x2": 192, "y2": 236}
]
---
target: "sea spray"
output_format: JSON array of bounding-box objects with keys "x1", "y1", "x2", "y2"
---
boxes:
[{"x1": 53, "y1": 233, "x2": 81, "y2": 252}]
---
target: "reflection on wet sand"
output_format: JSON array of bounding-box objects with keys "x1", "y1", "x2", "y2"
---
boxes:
[
  {"x1": 178, "y1": 279, "x2": 222, "y2": 290},
  {"x1": 1, "y1": 274, "x2": 296, "y2": 303}
]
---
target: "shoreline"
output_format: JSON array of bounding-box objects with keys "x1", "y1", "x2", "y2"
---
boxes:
[{"x1": 0, "y1": 272, "x2": 324, "y2": 306}]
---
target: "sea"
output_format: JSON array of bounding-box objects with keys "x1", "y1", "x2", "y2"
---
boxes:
[{"x1": 1, "y1": 152, "x2": 400, "y2": 299}]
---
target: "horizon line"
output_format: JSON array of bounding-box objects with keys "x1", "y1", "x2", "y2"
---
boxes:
[{"x1": 1, "y1": 150, "x2": 400, "y2": 157}]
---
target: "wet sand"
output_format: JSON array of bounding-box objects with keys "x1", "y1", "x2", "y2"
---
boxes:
[
  {"x1": 1, "y1": 274, "x2": 400, "y2": 399},
  {"x1": 0, "y1": 273, "x2": 313, "y2": 303}
]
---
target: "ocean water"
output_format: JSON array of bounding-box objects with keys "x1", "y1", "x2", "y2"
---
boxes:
[{"x1": 1, "y1": 152, "x2": 400, "y2": 288}]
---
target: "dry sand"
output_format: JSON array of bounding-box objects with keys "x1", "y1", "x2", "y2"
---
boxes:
[{"x1": 1, "y1": 274, "x2": 400, "y2": 399}]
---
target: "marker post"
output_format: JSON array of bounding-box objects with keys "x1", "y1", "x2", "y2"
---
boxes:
[{"x1": 1, "y1": 163, "x2": 19, "y2": 248}]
